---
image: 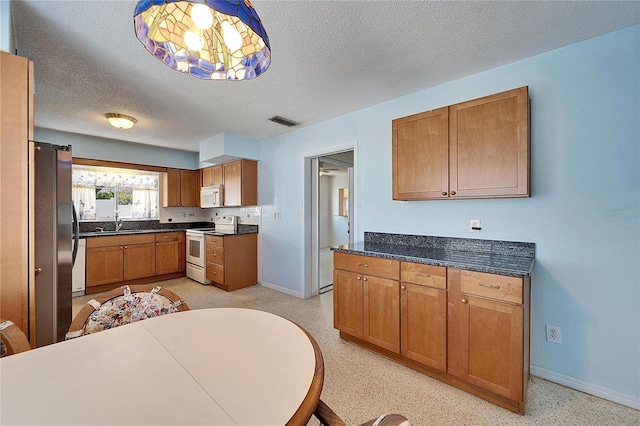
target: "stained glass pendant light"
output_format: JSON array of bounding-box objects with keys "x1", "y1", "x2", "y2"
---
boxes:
[{"x1": 134, "y1": 0, "x2": 270, "y2": 80}]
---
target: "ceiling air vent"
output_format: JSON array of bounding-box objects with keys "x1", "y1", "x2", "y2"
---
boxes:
[{"x1": 268, "y1": 116, "x2": 300, "y2": 127}]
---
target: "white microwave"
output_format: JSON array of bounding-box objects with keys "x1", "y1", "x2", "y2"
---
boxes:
[{"x1": 201, "y1": 184, "x2": 223, "y2": 208}]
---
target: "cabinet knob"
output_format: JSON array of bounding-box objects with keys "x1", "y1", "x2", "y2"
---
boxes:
[
  {"x1": 442, "y1": 192, "x2": 448, "y2": 196},
  {"x1": 461, "y1": 298, "x2": 468, "y2": 304},
  {"x1": 34, "y1": 267, "x2": 42, "y2": 275},
  {"x1": 451, "y1": 191, "x2": 457, "y2": 196},
  {"x1": 213, "y1": 254, "x2": 216, "y2": 257},
  {"x1": 124, "y1": 245, "x2": 128, "y2": 249},
  {"x1": 363, "y1": 277, "x2": 368, "y2": 281},
  {"x1": 120, "y1": 246, "x2": 124, "y2": 249},
  {"x1": 401, "y1": 285, "x2": 406, "y2": 290},
  {"x1": 357, "y1": 276, "x2": 361, "y2": 280}
]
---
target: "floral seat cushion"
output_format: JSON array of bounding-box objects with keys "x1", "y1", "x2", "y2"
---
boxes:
[{"x1": 78, "y1": 286, "x2": 184, "y2": 336}]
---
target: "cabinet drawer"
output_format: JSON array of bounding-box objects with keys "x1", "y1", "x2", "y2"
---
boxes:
[
  {"x1": 206, "y1": 245, "x2": 224, "y2": 264},
  {"x1": 205, "y1": 235, "x2": 224, "y2": 247},
  {"x1": 401, "y1": 262, "x2": 446, "y2": 289},
  {"x1": 460, "y1": 270, "x2": 523, "y2": 304},
  {"x1": 86, "y1": 233, "x2": 155, "y2": 248},
  {"x1": 155, "y1": 232, "x2": 180, "y2": 242},
  {"x1": 334, "y1": 252, "x2": 399, "y2": 280},
  {"x1": 206, "y1": 262, "x2": 224, "y2": 284}
]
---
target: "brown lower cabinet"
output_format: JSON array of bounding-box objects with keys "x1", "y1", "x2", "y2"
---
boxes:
[
  {"x1": 333, "y1": 251, "x2": 530, "y2": 414},
  {"x1": 205, "y1": 233, "x2": 257, "y2": 291},
  {"x1": 85, "y1": 232, "x2": 186, "y2": 294}
]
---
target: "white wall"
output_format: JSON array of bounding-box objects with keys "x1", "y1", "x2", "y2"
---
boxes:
[
  {"x1": 259, "y1": 25, "x2": 640, "y2": 406},
  {"x1": 329, "y1": 171, "x2": 349, "y2": 247},
  {"x1": 319, "y1": 175, "x2": 332, "y2": 248}
]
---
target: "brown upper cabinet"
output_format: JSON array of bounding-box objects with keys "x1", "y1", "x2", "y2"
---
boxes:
[
  {"x1": 393, "y1": 87, "x2": 530, "y2": 200},
  {"x1": 162, "y1": 169, "x2": 201, "y2": 207},
  {"x1": 202, "y1": 165, "x2": 223, "y2": 186},
  {"x1": 222, "y1": 159, "x2": 258, "y2": 206}
]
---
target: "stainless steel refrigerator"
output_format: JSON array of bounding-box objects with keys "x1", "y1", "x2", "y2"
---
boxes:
[{"x1": 33, "y1": 142, "x2": 78, "y2": 346}]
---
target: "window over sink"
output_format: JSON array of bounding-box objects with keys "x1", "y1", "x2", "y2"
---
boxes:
[{"x1": 72, "y1": 165, "x2": 160, "y2": 221}]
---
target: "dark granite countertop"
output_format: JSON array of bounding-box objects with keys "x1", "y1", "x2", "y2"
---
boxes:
[
  {"x1": 79, "y1": 228, "x2": 186, "y2": 238},
  {"x1": 203, "y1": 228, "x2": 258, "y2": 237},
  {"x1": 333, "y1": 232, "x2": 535, "y2": 277},
  {"x1": 80, "y1": 224, "x2": 259, "y2": 239}
]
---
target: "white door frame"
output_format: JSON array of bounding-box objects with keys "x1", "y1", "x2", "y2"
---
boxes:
[{"x1": 300, "y1": 142, "x2": 357, "y2": 299}]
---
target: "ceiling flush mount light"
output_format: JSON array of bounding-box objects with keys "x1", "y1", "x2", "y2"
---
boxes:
[
  {"x1": 134, "y1": 0, "x2": 271, "y2": 80},
  {"x1": 106, "y1": 113, "x2": 137, "y2": 129}
]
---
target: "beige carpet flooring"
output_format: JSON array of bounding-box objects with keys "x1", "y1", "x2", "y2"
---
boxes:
[{"x1": 73, "y1": 278, "x2": 640, "y2": 425}]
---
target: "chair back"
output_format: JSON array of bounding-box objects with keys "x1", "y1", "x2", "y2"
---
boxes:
[
  {"x1": 66, "y1": 284, "x2": 189, "y2": 339},
  {"x1": 313, "y1": 399, "x2": 411, "y2": 426},
  {"x1": 0, "y1": 318, "x2": 31, "y2": 356}
]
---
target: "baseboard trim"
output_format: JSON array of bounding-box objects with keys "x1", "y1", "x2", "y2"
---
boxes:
[
  {"x1": 259, "y1": 281, "x2": 302, "y2": 298},
  {"x1": 531, "y1": 366, "x2": 640, "y2": 410}
]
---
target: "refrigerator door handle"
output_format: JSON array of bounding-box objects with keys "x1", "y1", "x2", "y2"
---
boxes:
[{"x1": 72, "y1": 204, "x2": 79, "y2": 266}]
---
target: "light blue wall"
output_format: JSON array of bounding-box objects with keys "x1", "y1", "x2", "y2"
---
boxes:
[
  {"x1": 35, "y1": 128, "x2": 199, "y2": 169},
  {"x1": 1, "y1": 0, "x2": 14, "y2": 53},
  {"x1": 259, "y1": 25, "x2": 640, "y2": 402}
]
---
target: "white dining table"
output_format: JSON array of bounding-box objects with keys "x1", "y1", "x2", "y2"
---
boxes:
[{"x1": 0, "y1": 308, "x2": 324, "y2": 425}]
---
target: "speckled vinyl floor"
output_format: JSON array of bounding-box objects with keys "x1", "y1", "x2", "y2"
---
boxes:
[{"x1": 73, "y1": 279, "x2": 640, "y2": 425}]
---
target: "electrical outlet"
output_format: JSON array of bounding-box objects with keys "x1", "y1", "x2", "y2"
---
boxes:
[
  {"x1": 179, "y1": 212, "x2": 186, "y2": 218},
  {"x1": 546, "y1": 325, "x2": 562, "y2": 344},
  {"x1": 470, "y1": 219, "x2": 481, "y2": 233}
]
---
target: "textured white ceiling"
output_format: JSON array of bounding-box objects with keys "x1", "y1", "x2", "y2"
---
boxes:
[{"x1": 11, "y1": 0, "x2": 640, "y2": 152}]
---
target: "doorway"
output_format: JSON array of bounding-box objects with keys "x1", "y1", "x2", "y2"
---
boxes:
[{"x1": 310, "y1": 150, "x2": 354, "y2": 296}]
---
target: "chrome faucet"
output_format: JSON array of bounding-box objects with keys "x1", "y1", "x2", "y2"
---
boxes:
[{"x1": 114, "y1": 210, "x2": 123, "y2": 232}]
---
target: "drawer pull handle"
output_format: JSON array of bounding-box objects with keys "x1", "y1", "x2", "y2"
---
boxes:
[
  {"x1": 478, "y1": 282, "x2": 501, "y2": 290},
  {"x1": 163, "y1": 236, "x2": 170, "y2": 239},
  {"x1": 414, "y1": 272, "x2": 431, "y2": 278},
  {"x1": 356, "y1": 263, "x2": 368, "y2": 267}
]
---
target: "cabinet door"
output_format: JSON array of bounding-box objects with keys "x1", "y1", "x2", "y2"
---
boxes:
[
  {"x1": 449, "y1": 86, "x2": 529, "y2": 198},
  {"x1": 123, "y1": 243, "x2": 156, "y2": 280},
  {"x1": 401, "y1": 283, "x2": 447, "y2": 370},
  {"x1": 156, "y1": 241, "x2": 180, "y2": 275},
  {"x1": 223, "y1": 160, "x2": 242, "y2": 206},
  {"x1": 86, "y1": 246, "x2": 124, "y2": 287},
  {"x1": 364, "y1": 275, "x2": 400, "y2": 353},
  {"x1": 454, "y1": 295, "x2": 524, "y2": 401},
  {"x1": 179, "y1": 170, "x2": 199, "y2": 207},
  {"x1": 392, "y1": 107, "x2": 449, "y2": 200},
  {"x1": 333, "y1": 269, "x2": 364, "y2": 339},
  {"x1": 202, "y1": 165, "x2": 223, "y2": 186},
  {"x1": 162, "y1": 169, "x2": 181, "y2": 207}
]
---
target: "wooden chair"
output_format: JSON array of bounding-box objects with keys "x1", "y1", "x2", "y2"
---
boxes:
[
  {"x1": 314, "y1": 399, "x2": 411, "y2": 426},
  {"x1": 66, "y1": 284, "x2": 189, "y2": 339},
  {"x1": 0, "y1": 318, "x2": 32, "y2": 357}
]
